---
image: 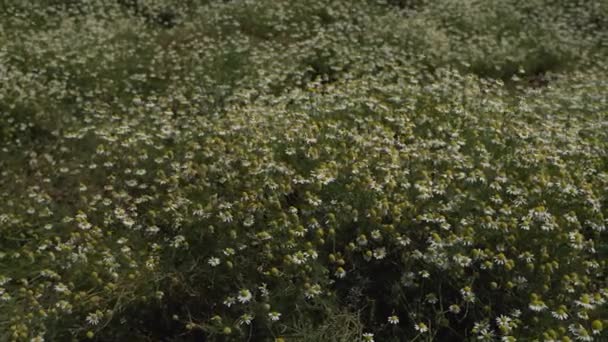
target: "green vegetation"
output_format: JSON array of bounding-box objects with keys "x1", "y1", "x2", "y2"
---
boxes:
[{"x1": 1, "y1": 0, "x2": 607, "y2": 341}]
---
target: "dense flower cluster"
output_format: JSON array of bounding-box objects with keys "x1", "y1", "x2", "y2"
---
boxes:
[{"x1": 0, "y1": 0, "x2": 607, "y2": 341}]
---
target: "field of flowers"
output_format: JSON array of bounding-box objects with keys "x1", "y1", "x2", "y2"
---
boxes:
[{"x1": 1, "y1": 0, "x2": 607, "y2": 341}]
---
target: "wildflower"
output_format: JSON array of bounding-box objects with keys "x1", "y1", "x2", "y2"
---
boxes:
[
  {"x1": 268, "y1": 311, "x2": 281, "y2": 321},
  {"x1": 292, "y1": 251, "x2": 308, "y2": 265},
  {"x1": 237, "y1": 289, "x2": 252, "y2": 303},
  {"x1": 576, "y1": 310, "x2": 589, "y2": 320},
  {"x1": 170, "y1": 235, "x2": 187, "y2": 248},
  {"x1": 362, "y1": 333, "x2": 374, "y2": 342},
  {"x1": 373, "y1": 247, "x2": 386, "y2": 260},
  {"x1": 223, "y1": 297, "x2": 235, "y2": 307},
  {"x1": 239, "y1": 313, "x2": 254, "y2": 325},
  {"x1": 218, "y1": 211, "x2": 233, "y2": 223},
  {"x1": 243, "y1": 216, "x2": 255, "y2": 227},
  {"x1": 551, "y1": 306, "x2": 569, "y2": 320},
  {"x1": 396, "y1": 236, "x2": 411, "y2": 246},
  {"x1": 591, "y1": 320, "x2": 603, "y2": 335},
  {"x1": 208, "y1": 257, "x2": 220, "y2": 267},
  {"x1": 86, "y1": 311, "x2": 103, "y2": 325},
  {"x1": 449, "y1": 304, "x2": 461, "y2": 314},
  {"x1": 388, "y1": 315, "x2": 399, "y2": 324},
  {"x1": 304, "y1": 284, "x2": 322, "y2": 299},
  {"x1": 495, "y1": 314, "x2": 515, "y2": 334},
  {"x1": 574, "y1": 294, "x2": 595, "y2": 309},
  {"x1": 529, "y1": 294, "x2": 547, "y2": 312},
  {"x1": 495, "y1": 315, "x2": 512, "y2": 327},
  {"x1": 55, "y1": 300, "x2": 72, "y2": 313},
  {"x1": 461, "y1": 286, "x2": 476, "y2": 303},
  {"x1": 54, "y1": 283, "x2": 70, "y2": 293},
  {"x1": 518, "y1": 252, "x2": 534, "y2": 263},
  {"x1": 356, "y1": 234, "x2": 368, "y2": 246},
  {"x1": 78, "y1": 221, "x2": 92, "y2": 230},
  {"x1": 335, "y1": 267, "x2": 346, "y2": 278},
  {"x1": 425, "y1": 293, "x2": 438, "y2": 304},
  {"x1": 415, "y1": 322, "x2": 429, "y2": 333},
  {"x1": 529, "y1": 301, "x2": 547, "y2": 312},
  {"x1": 568, "y1": 324, "x2": 593, "y2": 341},
  {"x1": 453, "y1": 254, "x2": 472, "y2": 267},
  {"x1": 493, "y1": 253, "x2": 507, "y2": 265},
  {"x1": 258, "y1": 283, "x2": 269, "y2": 297},
  {"x1": 478, "y1": 329, "x2": 496, "y2": 342}
]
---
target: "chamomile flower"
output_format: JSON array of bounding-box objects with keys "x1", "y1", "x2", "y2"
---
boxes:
[
  {"x1": 239, "y1": 314, "x2": 254, "y2": 326},
  {"x1": 414, "y1": 322, "x2": 429, "y2": 333},
  {"x1": 335, "y1": 267, "x2": 346, "y2": 278},
  {"x1": 237, "y1": 289, "x2": 252, "y2": 303},
  {"x1": 303, "y1": 283, "x2": 322, "y2": 299},
  {"x1": 373, "y1": 247, "x2": 386, "y2": 260},
  {"x1": 529, "y1": 301, "x2": 547, "y2": 312},
  {"x1": 356, "y1": 234, "x2": 368, "y2": 246},
  {"x1": 495, "y1": 315, "x2": 512, "y2": 330},
  {"x1": 574, "y1": 294, "x2": 595, "y2": 309},
  {"x1": 460, "y1": 286, "x2": 476, "y2": 303},
  {"x1": 551, "y1": 306, "x2": 569, "y2": 320},
  {"x1": 591, "y1": 320, "x2": 603, "y2": 335},
  {"x1": 54, "y1": 283, "x2": 70, "y2": 293},
  {"x1": 208, "y1": 257, "x2": 220, "y2": 267},
  {"x1": 387, "y1": 315, "x2": 399, "y2": 325},
  {"x1": 568, "y1": 324, "x2": 593, "y2": 341},
  {"x1": 223, "y1": 297, "x2": 236, "y2": 307},
  {"x1": 268, "y1": 311, "x2": 281, "y2": 321},
  {"x1": 258, "y1": 283, "x2": 270, "y2": 297},
  {"x1": 529, "y1": 294, "x2": 548, "y2": 312},
  {"x1": 86, "y1": 311, "x2": 103, "y2": 325}
]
